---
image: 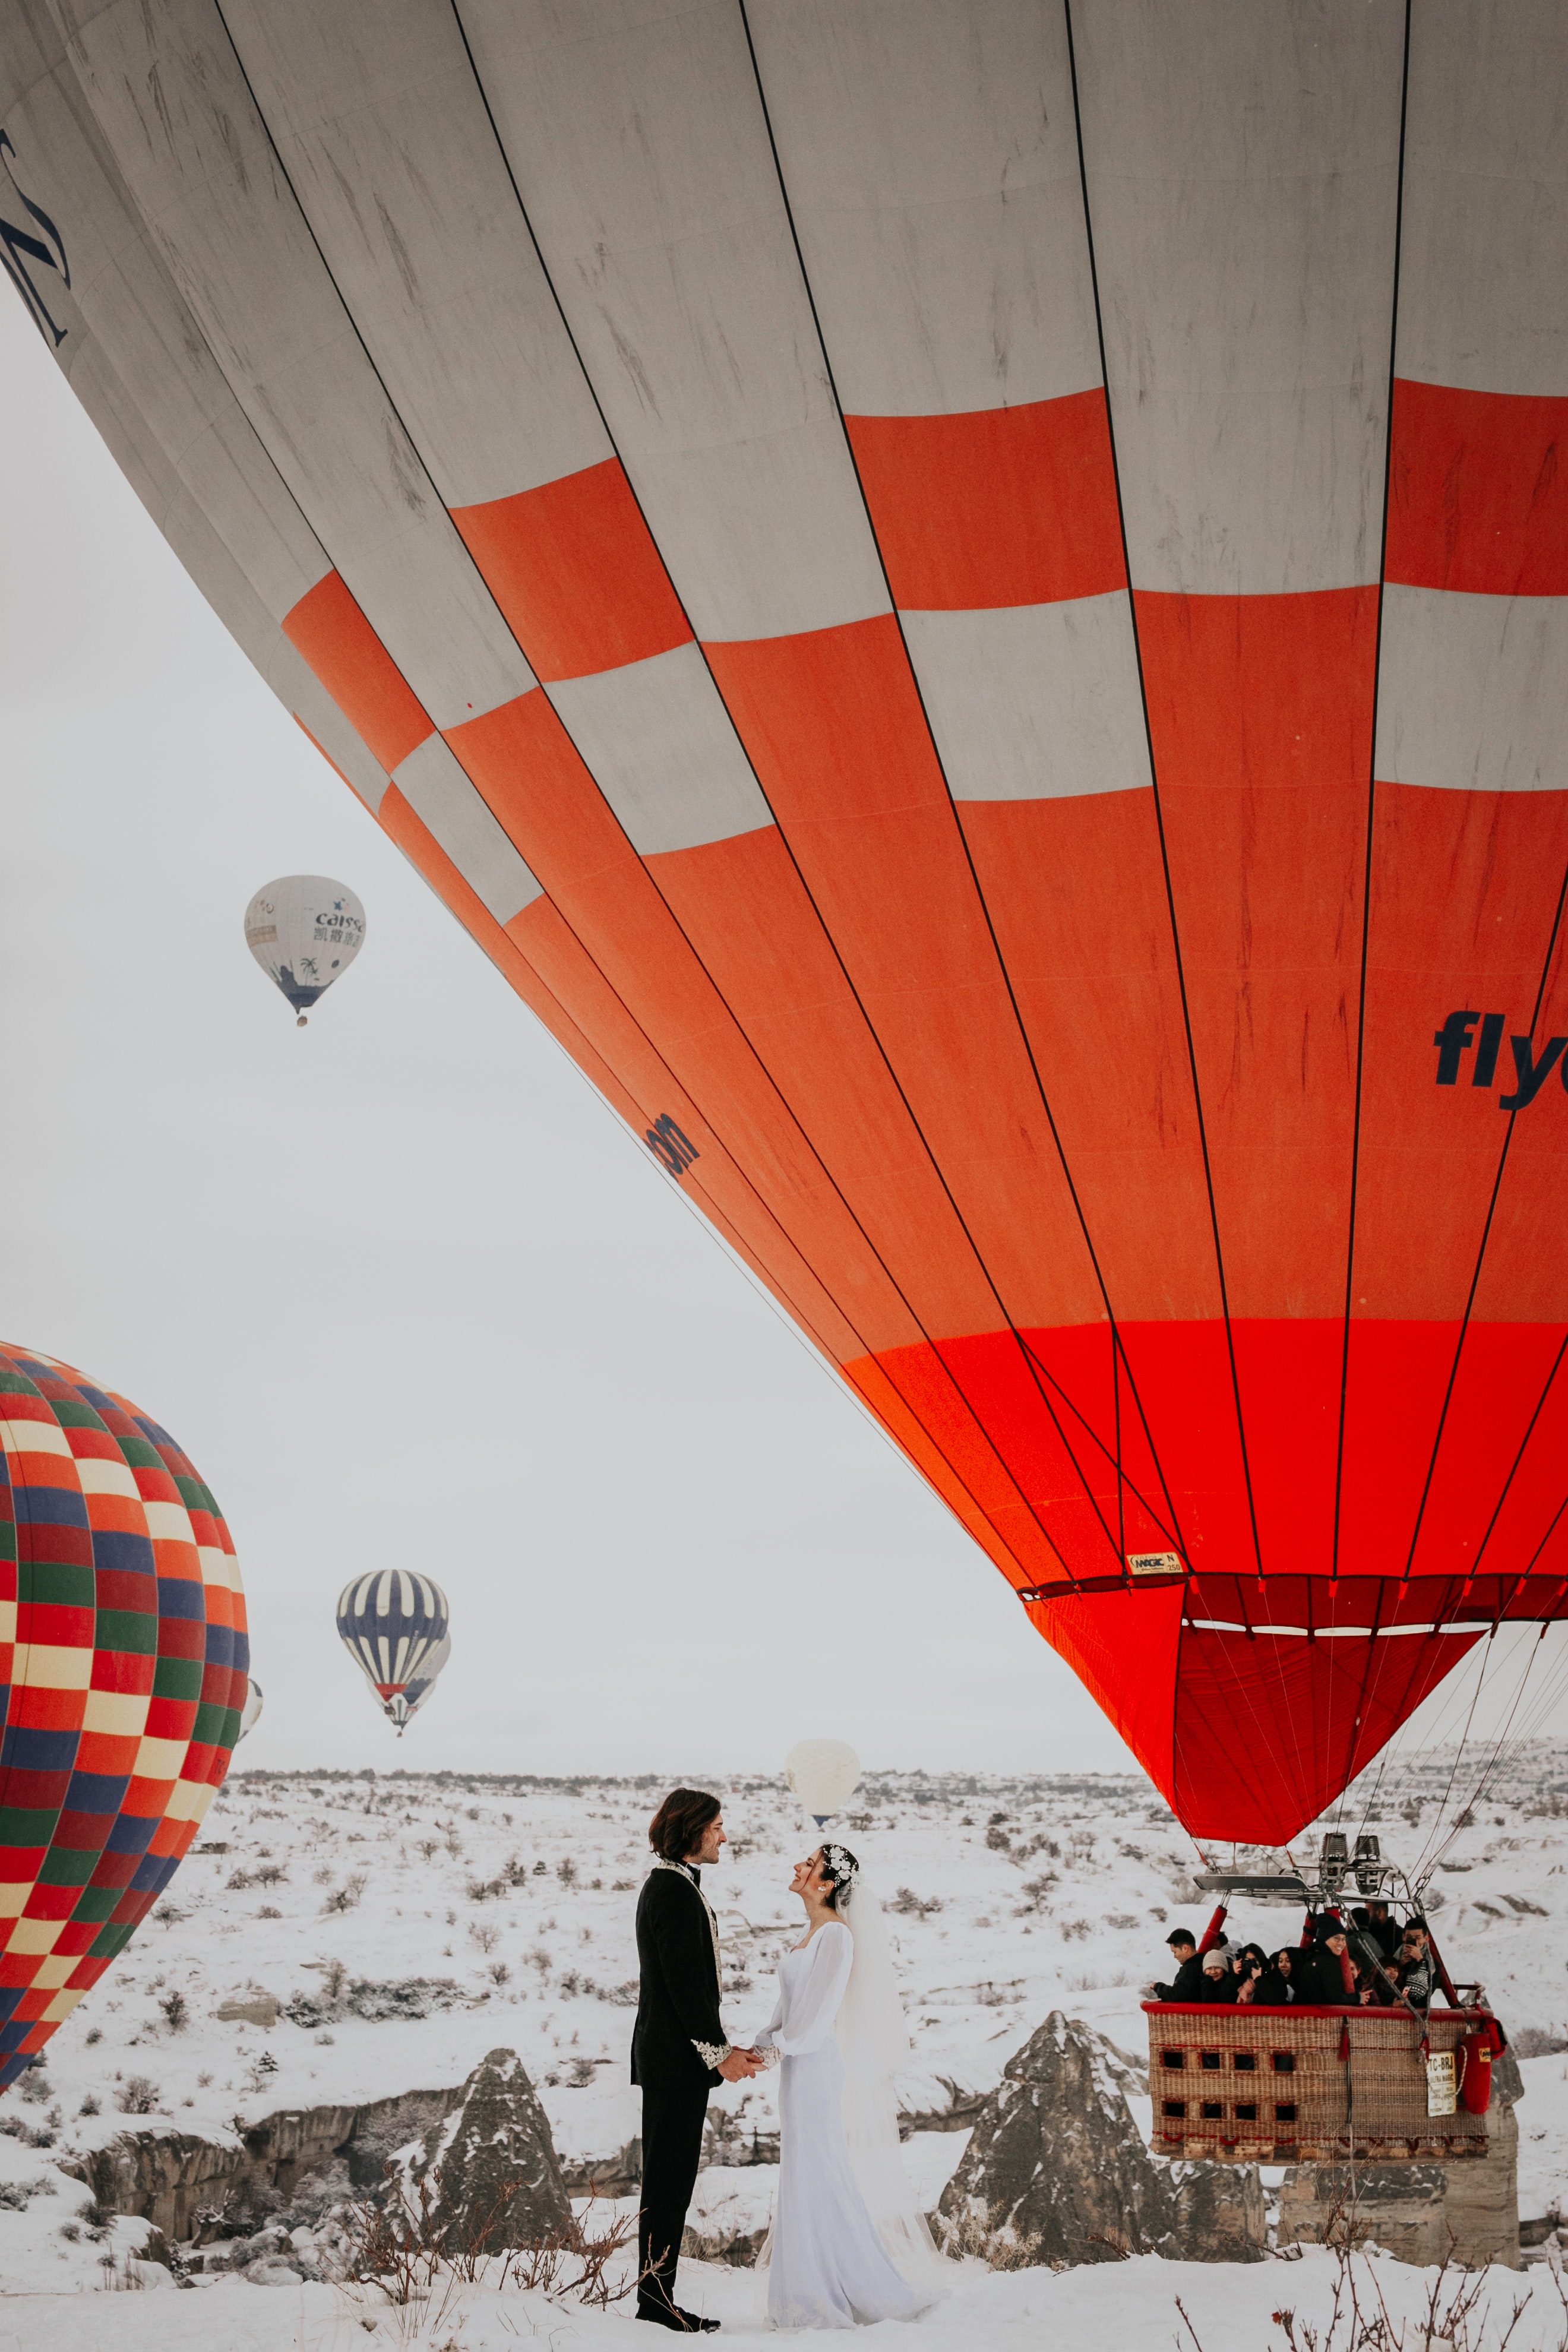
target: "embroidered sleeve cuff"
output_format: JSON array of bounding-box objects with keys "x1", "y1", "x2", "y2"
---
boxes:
[
  {"x1": 693, "y1": 2040, "x2": 730, "y2": 2070},
  {"x1": 758, "y1": 2045, "x2": 781, "y2": 2070}
]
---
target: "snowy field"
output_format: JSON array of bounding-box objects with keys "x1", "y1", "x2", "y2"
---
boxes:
[
  {"x1": 7, "y1": 1746, "x2": 1568, "y2": 2341},
  {"x1": 10, "y1": 2248, "x2": 1568, "y2": 2352}
]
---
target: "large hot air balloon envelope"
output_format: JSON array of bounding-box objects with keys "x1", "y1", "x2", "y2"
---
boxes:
[
  {"x1": 244, "y1": 875, "x2": 365, "y2": 1025},
  {"x1": 336, "y1": 1572, "x2": 449, "y2": 1734},
  {"x1": 0, "y1": 1343, "x2": 245, "y2": 2088},
  {"x1": 7, "y1": 0, "x2": 1566, "y2": 1844}
]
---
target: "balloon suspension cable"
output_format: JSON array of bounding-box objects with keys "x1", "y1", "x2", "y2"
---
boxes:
[
  {"x1": 1342, "y1": 1616, "x2": 1568, "y2": 1915},
  {"x1": 1416, "y1": 1621, "x2": 1561, "y2": 1891}
]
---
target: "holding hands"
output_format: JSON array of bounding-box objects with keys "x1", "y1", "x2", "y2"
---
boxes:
[{"x1": 719, "y1": 2045, "x2": 766, "y2": 2080}]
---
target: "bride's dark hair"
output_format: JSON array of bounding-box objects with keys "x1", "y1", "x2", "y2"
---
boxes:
[{"x1": 817, "y1": 1843, "x2": 859, "y2": 1910}]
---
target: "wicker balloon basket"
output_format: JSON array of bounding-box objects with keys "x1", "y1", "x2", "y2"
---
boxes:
[{"x1": 1145, "y1": 2003, "x2": 1496, "y2": 2165}]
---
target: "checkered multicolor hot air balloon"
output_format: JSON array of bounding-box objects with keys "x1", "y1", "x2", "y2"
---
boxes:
[
  {"x1": 336, "y1": 1572, "x2": 449, "y2": 1734},
  {"x1": 0, "y1": 1345, "x2": 246, "y2": 2090}
]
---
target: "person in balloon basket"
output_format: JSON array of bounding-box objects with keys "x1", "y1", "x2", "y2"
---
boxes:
[
  {"x1": 632, "y1": 1788, "x2": 763, "y2": 2331},
  {"x1": 1395, "y1": 1921, "x2": 1437, "y2": 2009},
  {"x1": 1193, "y1": 1948, "x2": 1240, "y2": 2003},
  {"x1": 1292, "y1": 1919, "x2": 1359, "y2": 2006},
  {"x1": 1148, "y1": 1911, "x2": 1228, "y2": 2002},
  {"x1": 1351, "y1": 1900, "x2": 1401, "y2": 1965}
]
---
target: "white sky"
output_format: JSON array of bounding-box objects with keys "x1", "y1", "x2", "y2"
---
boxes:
[{"x1": 0, "y1": 288, "x2": 1137, "y2": 1783}]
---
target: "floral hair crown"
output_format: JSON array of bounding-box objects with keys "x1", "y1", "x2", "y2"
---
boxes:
[{"x1": 821, "y1": 1842, "x2": 859, "y2": 1893}]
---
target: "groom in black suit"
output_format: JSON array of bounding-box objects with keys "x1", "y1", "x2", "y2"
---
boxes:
[{"x1": 632, "y1": 1787, "x2": 761, "y2": 2332}]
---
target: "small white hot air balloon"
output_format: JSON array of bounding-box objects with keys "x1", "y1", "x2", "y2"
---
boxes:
[
  {"x1": 245, "y1": 876, "x2": 365, "y2": 1027},
  {"x1": 786, "y1": 1738, "x2": 862, "y2": 1829},
  {"x1": 237, "y1": 1677, "x2": 264, "y2": 1743}
]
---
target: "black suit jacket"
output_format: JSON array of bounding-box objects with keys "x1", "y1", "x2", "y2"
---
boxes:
[{"x1": 631, "y1": 1864, "x2": 726, "y2": 2091}]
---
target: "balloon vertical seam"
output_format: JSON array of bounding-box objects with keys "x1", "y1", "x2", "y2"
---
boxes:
[
  {"x1": 1332, "y1": 0, "x2": 1414, "y2": 1582},
  {"x1": 1058, "y1": 0, "x2": 1264, "y2": 1592}
]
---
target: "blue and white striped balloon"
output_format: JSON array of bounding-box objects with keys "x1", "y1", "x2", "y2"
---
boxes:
[{"x1": 336, "y1": 1570, "x2": 450, "y2": 1733}]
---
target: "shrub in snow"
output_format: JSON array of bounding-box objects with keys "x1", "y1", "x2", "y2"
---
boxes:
[
  {"x1": 121, "y1": 2075, "x2": 161, "y2": 2114},
  {"x1": 1512, "y1": 2025, "x2": 1568, "y2": 2058},
  {"x1": 0, "y1": 2114, "x2": 55, "y2": 2149},
  {"x1": 322, "y1": 1873, "x2": 368, "y2": 1914},
  {"x1": 159, "y1": 1990, "x2": 188, "y2": 2032},
  {"x1": 0, "y1": 2175, "x2": 55, "y2": 2211},
  {"x1": 289, "y1": 1975, "x2": 465, "y2": 2028},
  {"x1": 890, "y1": 1887, "x2": 943, "y2": 1917}
]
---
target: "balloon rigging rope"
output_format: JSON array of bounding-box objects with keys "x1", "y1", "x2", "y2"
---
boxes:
[
  {"x1": 1414, "y1": 1633, "x2": 1560, "y2": 1888},
  {"x1": 1425, "y1": 1630, "x2": 1568, "y2": 1861},
  {"x1": 1335, "y1": 1624, "x2": 1568, "y2": 1895}
]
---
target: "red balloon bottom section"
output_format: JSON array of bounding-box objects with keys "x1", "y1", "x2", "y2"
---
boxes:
[{"x1": 846, "y1": 1317, "x2": 1567, "y2": 1843}]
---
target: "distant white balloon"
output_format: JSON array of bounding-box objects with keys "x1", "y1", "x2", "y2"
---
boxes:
[
  {"x1": 245, "y1": 875, "x2": 366, "y2": 1027},
  {"x1": 786, "y1": 1738, "x2": 862, "y2": 1828},
  {"x1": 238, "y1": 1677, "x2": 264, "y2": 1743}
]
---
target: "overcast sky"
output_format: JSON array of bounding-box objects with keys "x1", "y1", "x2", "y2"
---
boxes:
[{"x1": 0, "y1": 287, "x2": 1146, "y2": 1788}]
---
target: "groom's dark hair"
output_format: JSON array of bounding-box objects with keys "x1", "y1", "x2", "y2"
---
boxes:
[{"x1": 649, "y1": 1787, "x2": 721, "y2": 1862}]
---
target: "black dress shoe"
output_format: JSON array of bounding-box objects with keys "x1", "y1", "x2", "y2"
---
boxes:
[{"x1": 635, "y1": 2305, "x2": 720, "y2": 2332}]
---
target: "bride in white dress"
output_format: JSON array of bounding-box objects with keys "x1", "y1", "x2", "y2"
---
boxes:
[{"x1": 751, "y1": 1842, "x2": 947, "y2": 2331}]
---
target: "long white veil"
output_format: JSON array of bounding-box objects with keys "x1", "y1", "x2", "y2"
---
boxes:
[{"x1": 835, "y1": 1876, "x2": 951, "y2": 2287}]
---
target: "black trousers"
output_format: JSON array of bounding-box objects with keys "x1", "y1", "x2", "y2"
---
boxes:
[{"x1": 637, "y1": 2070, "x2": 710, "y2": 2316}]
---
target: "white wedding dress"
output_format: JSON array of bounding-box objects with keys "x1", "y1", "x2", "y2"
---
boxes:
[{"x1": 753, "y1": 1914, "x2": 944, "y2": 2331}]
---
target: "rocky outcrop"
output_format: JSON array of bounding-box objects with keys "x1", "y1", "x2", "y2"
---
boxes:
[
  {"x1": 938, "y1": 2011, "x2": 1264, "y2": 2266},
  {"x1": 682, "y1": 2164, "x2": 776, "y2": 2266},
  {"x1": 59, "y1": 2085, "x2": 464, "y2": 2241},
  {"x1": 1279, "y1": 2084, "x2": 1522, "y2": 2270},
  {"x1": 406, "y1": 2048, "x2": 572, "y2": 2252}
]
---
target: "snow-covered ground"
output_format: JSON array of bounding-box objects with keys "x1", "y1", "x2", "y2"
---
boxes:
[
  {"x1": 7, "y1": 1747, "x2": 1568, "y2": 2332},
  {"x1": 11, "y1": 2242, "x2": 1568, "y2": 2351}
]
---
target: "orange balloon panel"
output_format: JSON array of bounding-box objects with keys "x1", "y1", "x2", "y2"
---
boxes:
[{"x1": 6, "y1": 0, "x2": 1566, "y2": 1842}]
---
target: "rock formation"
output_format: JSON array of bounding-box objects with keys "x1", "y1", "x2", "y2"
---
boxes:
[
  {"x1": 938, "y1": 2010, "x2": 1264, "y2": 2265},
  {"x1": 1278, "y1": 2044, "x2": 1525, "y2": 2270},
  {"x1": 407, "y1": 2047, "x2": 572, "y2": 2252},
  {"x1": 63, "y1": 2084, "x2": 464, "y2": 2240}
]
